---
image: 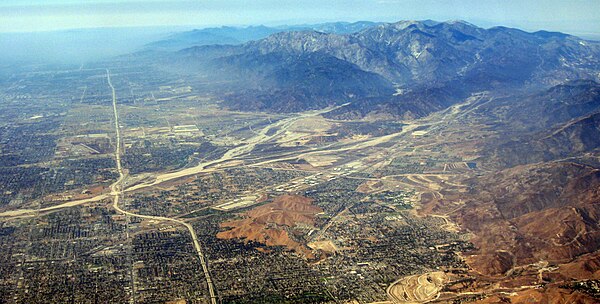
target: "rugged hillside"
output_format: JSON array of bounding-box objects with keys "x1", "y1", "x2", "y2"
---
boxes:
[
  {"x1": 475, "y1": 162, "x2": 600, "y2": 219},
  {"x1": 475, "y1": 285, "x2": 599, "y2": 304},
  {"x1": 456, "y1": 82, "x2": 600, "y2": 277},
  {"x1": 456, "y1": 161, "x2": 600, "y2": 276},
  {"x1": 487, "y1": 111, "x2": 600, "y2": 167},
  {"x1": 478, "y1": 81, "x2": 600, "y2": 168},
  {"x1": 214, "y1": 51, "x2": 395, "y2": 112},
  {"x1": 480, "y1": 80, "x2": 600, "y2": 131},
  {"x1": 169, "y1": 20, "x2": 600, "y2": 116},
  {"x1": 323, "y1": 77, "x2": 479, "y2": 120}
]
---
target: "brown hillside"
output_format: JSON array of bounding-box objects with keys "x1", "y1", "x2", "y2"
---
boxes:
[
  {"x1": 217, "y1": 194, "x2": 322, "y2": 258},
  {"x1": 455, "y1": 162, "x2": 600, "y2": 276},
  {"x1": 475, "y1": 285, "x2": 598, "y2": 304}
]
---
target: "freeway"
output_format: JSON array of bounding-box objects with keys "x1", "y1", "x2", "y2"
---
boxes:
[
  {"x1": 106, "y1": 69, "x2": 218, "y2": 304},
  {"x1": 0, "y1": 194, "x2": 109, "y2": 218},
  {"x1": 124, "y1": 102, "x2": 350, "y2": 193},
  {"x1": 0, "y1": 104, "x2": 415, "y2": 218}
]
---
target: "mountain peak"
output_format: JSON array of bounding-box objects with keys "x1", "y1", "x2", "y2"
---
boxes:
[
  {"x1": 446, "y1": 19, "x2": 477, "y2": 26},
  {"x1": 390, "y1": 20, "x2": 429, "y2": 30}
]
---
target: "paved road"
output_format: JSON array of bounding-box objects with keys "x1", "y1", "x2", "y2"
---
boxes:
[{"x1": 106, "y1": 69, "x2": 217, "y2": 304}]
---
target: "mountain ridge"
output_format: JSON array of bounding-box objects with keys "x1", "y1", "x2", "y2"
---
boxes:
[
  {"x1": 144, "y1": 21, "x2": 383, "y2": 51},
  {"x1": 162, "y1": 20, "x2": 600, "y2": 116}
]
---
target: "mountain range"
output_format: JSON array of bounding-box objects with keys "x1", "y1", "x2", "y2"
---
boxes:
[
  {"x1": 148, "y1": 20, "x2": 600, "y2": 118},
  {"x1": 144, "y1": 21, "x2": 382, "y2": 51}
]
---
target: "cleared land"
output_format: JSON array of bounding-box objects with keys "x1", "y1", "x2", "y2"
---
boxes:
[{"x1": 387, "y1": 272, "x2": 448, "y2": 303}]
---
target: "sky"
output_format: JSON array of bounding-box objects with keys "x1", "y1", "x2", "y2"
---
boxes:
[{"x1": 1, "y1": 0, "x2": 599, "y2": 36}]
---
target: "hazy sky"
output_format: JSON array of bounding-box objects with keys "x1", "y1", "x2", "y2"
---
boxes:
[{"x1": 1, "y1": 0, "x2": 599, "y2": 36}]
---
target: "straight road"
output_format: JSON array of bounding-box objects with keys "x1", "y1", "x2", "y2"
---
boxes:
[{"x1": 106, "y1": 69, "x2": 217, "y2": 304}]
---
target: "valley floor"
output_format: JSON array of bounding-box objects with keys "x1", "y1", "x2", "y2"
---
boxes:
[{"x1": 0, "y1": 64, "x2": 598, "y2": 304}]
